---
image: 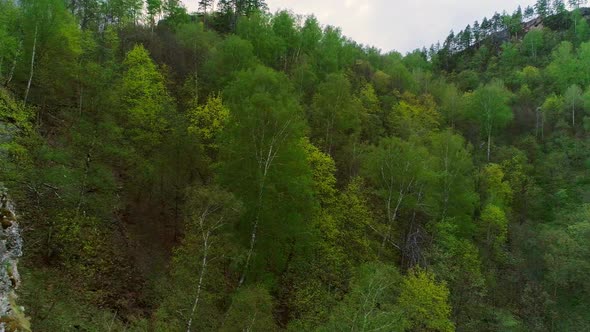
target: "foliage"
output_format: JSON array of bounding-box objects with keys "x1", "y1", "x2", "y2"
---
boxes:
[
  {"x1": 398, "y1": 268, "x2": 455, "y2": 332},
  {"x1": 5, "y1": 1, "x2": 590, "y2": 331}
]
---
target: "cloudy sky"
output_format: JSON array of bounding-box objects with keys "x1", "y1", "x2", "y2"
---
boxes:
[
  {"x1": 183, "y1": 0, "x2": 537, "y2": 53},
  {"x1": 183, "y1": 0, "x2": 536, "y2": 53}
]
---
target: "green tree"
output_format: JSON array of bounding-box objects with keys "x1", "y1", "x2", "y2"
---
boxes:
[
  {"x1": 218, "y1": 65, "x2": 313, "y2": 285},
  {"x1": 358, "y1": 83, "x2": 384, "y2": 144},
  {"x1": 319, "y1": 264, "x2": 408, "y2": 331},
  {"x1": 146, "y1": 0, "x2": 162, "y2": 29},
  {"x1": 535, "y1": 0, "x2": 550, "y2": 18},
  {"x1": 310, "y1": 73, "x2": 360, "y2": 157},
  {"x1": 438, "y1": 83, "x2": 466, "y2": 128},
  {"x1": 466, "y1": 80, "x2": 513, "y2": 161},
  {"x1": 522, "y1": 29, "x2": 544, "y2": 59},
  {"x1": 187, "y1": 93, "x2": 229, "y2": 152},
  {"x1": 362, "y1": 136, "x2": 431, "y2": 256},
  {"x1": 425, "y1": 130, "x2": 478, "y2": 228},
  {"x1": 547, "y1": 41, "x2": 579, "y2": 92},
  {"x1": 564, "y1": 84, "x2": 583, "y2": 128},
  {"x1": 118, "y1": 45, "x2": 171, "y2": 155},
  {"x1": 155, "y1": 186, "x2": 241, "y2": 332},
  {"x1": 205, "y1": 35, "x2": 256, "y2": 89},
  {"x1": 0, "y1": 0, "x2": 20, "y2": 83},
  {"x1": 398, "y1": 268, "x2": 455, "y2": 332}
]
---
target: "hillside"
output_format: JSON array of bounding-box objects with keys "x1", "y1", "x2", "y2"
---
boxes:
[{"x1": 2, "y1": 0, "x2": 590, "y2": 331}]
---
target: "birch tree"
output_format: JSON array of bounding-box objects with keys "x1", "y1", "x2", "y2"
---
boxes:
[
  {"x1": 467, "y1": 80, "x2": 513, "y2": 161},
  {"x1": 218, "y1": 65, "x2": 313, "y2": 286},
  {"x1": 362, "y1": 136, "x2": 430, "y2": 254},
  {"x1": 425, "y1": 130, "x2": 477, "y2": 227},
  {"x1": 184, "y1": 187, "x2": 241, "y2": 332},
  {"x1": 319, "y1": 264, "x2": 408, "y2": 332},
  {"x1": 564, "y1": 84, "x2": 583, "y2": 128}
]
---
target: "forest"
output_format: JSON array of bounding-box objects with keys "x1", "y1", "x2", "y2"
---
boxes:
[{"x1": 2, "y1": 0, "x2": 590, "y2": 330}]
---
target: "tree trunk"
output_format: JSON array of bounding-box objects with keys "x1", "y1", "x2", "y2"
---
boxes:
[
  {"x1": 186, "y1": 234, "x2": 209, "y2": 332},
  {"x1": 487, "y1": 130, "x2": 492, "y2": 162},
  {"x1": 239, "y1": 181, "x2": 264, "y2": 287},
  {"x1": 572, "y1": 102, "x2": 576, "y2": 128},
  {"x1": 5, "y1": 41, "x2": 21, "y2": 87},
  {"x1": 381, "y1": 189, "x2": 404, "y2": 249},
  {"x1": 24, "y1": 24, "x2": 38, "y2": 106}
]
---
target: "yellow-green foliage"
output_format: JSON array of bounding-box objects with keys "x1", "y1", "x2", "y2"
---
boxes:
[
  {"x1": 480, "y1": 204, "x2": 508, "y2": 252},
  {"x1": 480, "y1": 163, "x2": 513, "y2": 208},
  {"x1": 188, "y1": 93, "x2": 229, "y2": 149},
  {"x1": 120, "y1": 45, "x2": 171, "y2": 149},
  {"x1": 0, "y1": 88, "x2": 36, "y2": 193},
  {"x1": 389, "y1": 91, "x2": 441, "y2": 138},
  {"x1": 302, "y1": 137, "x2": 337, "y2": 206},
  {"x1": 398, "y1": 268, "x2": 455, "y2": 332},
  {"x1": 0, "y1": 89, "x2": 32, "y2": 128}
]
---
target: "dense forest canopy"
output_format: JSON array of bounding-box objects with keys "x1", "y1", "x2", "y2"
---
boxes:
[{"x1": 2, "y1": 0, "x2": 590, "y2": 330}]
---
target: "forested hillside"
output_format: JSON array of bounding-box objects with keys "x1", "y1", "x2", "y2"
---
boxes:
[{"x1": 2, "y1": 0, "x2": 590, "y2": 330}]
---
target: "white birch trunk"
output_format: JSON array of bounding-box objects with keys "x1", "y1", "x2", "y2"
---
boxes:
[{"x1": 24, "y1": 24, "x2": 38, "y2": 105}]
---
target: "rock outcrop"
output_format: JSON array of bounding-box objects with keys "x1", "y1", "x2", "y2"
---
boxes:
[{"x1": 0, "y1": 186, "x2": 30, "y2": 332}]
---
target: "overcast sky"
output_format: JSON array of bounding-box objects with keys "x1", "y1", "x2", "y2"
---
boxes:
[
  {"x1": 183, "y1": 0, "x2": 538, "y2": 54},
  {"x1": 183, "y1": 0, "x2": 536, "y2": 53}
]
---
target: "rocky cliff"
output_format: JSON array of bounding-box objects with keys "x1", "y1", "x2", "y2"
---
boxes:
[{"x1": 0, "y1": 187, "x2": 30, "y2": 332}]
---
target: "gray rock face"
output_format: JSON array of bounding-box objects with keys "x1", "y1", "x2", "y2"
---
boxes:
[{"x1": 0, "y1": 185, "x2": 28, "y2": 332}]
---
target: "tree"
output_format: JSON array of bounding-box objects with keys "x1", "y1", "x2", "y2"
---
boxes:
[
  {"x1": 388, "y1": 92, "x2": 441, "y2": 139},
  {"x1": 428, "y1": 220, "x2": 486, "y2": 330},
  {"x1": 553, "y1": 0, "x2": 566, "y2": 14},
  {"x1": 218, "y1": 65, "x2": 313, "y2": 285},
  {"x1": 0, "y1": 0, "x2": 20, "y2": 83},
  {"x1": 524, "y1": 5, "x2": 535, "y2": 19},
  {"x1": 183, "y1": 187, "x2": 241, "y2": 332},
  {"x1": 198, "y1": 0, "x2": 213, "y2": 14},
  {"x1": 564, "y1": 84, "x2": 583, "y2": 128},
  {"x1": 19, "y1": 0, "x2": 82, "y2": 105},
  {"x1": 362, "y1": 136, "x2": 431, "y2": 255},
  {"x1": 466, "y1": 80, "x2": 513, "y2": 161},
  {"x1": 577, "y1": 42, "x2": 590, "y2": 87},
  {"x1": 522, "y1": 29, "x2": 544, "y2": 59},
  {"x1": 479, "y1": 203, "x2": 508, "y2": 256},
  {"x1": 574, "y1": 10, "x2": 590, "y2": 43},
  {"x1": 155, "y1": 187, "x2": 241, "y2": 332},
  {"x1": 547, "y1": 41, "x2": 579, "y2": 91},
  {"x1": 118, "y1": 45, "x2": 170, "y2": 155},
  {"x1": 543, "y1": 205, "x2": 590, "y2": 293},
  {"x1": 460, "y1": 25, "x2": 472, "y2": 49},
  {"x1": 319, "y1": 264, "x2": 408, "y2": 331},
  {"x1": 187, "y1": 93, "x2": 229, "y2": 152},
  {"x1": 425, "y1": 130, "x2": 477, "y2": 226},
  {"x1": 205, "y1": 35, "x2": 256, "y2": 89},
  {"x1": 146, "y1": 0, "x2": 162, "y2": 30},
  {"x1": 217, "y1": 0, "x2": 268, "y2": 32},
  {"x1": 397, "y1": 268, "x2": 455, "y2": 332},
  {"x1": 535, "y1": 0, "x2": 550, "y2": 18},
  {"x1": 438, "y1": 83, "x2": 466, "y2": 127},
  {"x1": 309, "y1": 73, "x2": 361, "y2": 169},
  {"x1": 480, "y1": 163, "x2": 513, "y2": 208}
]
